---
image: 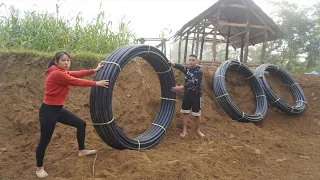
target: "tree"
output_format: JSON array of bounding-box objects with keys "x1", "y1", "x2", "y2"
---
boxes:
[{"x1": 265, "y1": 0, "x2": 320, "y2": 72}]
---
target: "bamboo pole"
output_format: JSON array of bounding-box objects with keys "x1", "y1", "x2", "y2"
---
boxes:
[
  {"x1": 244, "y1": 9, "x2": 250, "y2": 63},
  {"x1": 200, "y1": 28, "x2": 205, "y2": 60},
  {"x1": 212, "y1": 6, "x2": 220, "y2": 63},
  {"x1": 178, "y1": 36, "x2": 182, "y2": 63},
  {"x1": 260, "y1": 28, "x2": 268, "y2": 64},
  {"x1": 191, "y1": 32, "x2": 196, "y2": 54},
  {"x1": 240, "y1": 38, "x2": 244, "y2": 62},
  {"x1": 184, "y1": 31, "x2": 190, "y2": 63},
  {"x1": 195, "y1": 23, "x2": 201, "y2": 56},
  {"x1": 163, "y1": 40, "x2": 166, "y2": 56},
  {"x1": 225, "y1": 26, "x2": 231, "y2": 60}
]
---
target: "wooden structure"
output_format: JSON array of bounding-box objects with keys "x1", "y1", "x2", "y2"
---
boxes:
[
  {"x1": 172, "y1": 0, "x2": 283, "y2": 64},
  {"x1": 136, "y1": 38, "x2": 168, "y2": 55}
]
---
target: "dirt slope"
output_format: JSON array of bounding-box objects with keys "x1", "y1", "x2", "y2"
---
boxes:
[{"x1": 0, "y1": 54, "x2": 320, "y2": 180}]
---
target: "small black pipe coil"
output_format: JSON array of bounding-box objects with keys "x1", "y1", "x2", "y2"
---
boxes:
[
  {"x1": 213, "y1": 60, "x2": 268, "y2": 122},
  {"x1": 254, "y1": 63, "x2": 306, "y2": 114}
]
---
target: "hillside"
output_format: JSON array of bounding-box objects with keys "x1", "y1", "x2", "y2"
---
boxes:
[{"x1": 0, "y1": 52, "x2": 320, "y2": 180}]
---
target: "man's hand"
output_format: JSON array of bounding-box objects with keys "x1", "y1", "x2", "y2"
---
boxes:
[
  {"x1": 96, "y1": 80, "x2": 109, "y2": 88},
  {"x1": 171, "y1": 85, "x2": 184, "y2": 92},
  {"x1": 94, "y1": 61, "x2": 105, "y2": 72},
  {"x1": 168, "y1": 60, "x2": 175, "y2": 67}
]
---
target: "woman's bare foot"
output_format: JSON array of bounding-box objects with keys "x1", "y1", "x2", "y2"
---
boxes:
[
  {"x1": 36, "y1": 166, "x2": 48, "y2": 178},
  {"x1": 180, "y1": 131, "x2": 187, "y2": 138},
  {"x1": 78, "y1": 149, "x2": 97, "y2": 157},
  {"x1": 196, "y1": 130, "x2": 205, "y2": 138}
]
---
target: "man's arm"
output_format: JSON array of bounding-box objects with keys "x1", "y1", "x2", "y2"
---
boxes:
[
  {"x1": 171, "y1": 85, "x2": 184, "y2": 92},
  {"x1": 169, "y1": 61, "x2": 185, "y2": 73}
]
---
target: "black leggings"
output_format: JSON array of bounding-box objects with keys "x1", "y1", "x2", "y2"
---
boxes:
[{"x1": 36, "y1": 103, "x2": 86, "y2": 167}]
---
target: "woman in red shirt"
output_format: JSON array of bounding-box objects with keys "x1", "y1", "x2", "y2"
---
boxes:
[{"x1": 36, "y1": 52, "x2": 108, "y2": 178}]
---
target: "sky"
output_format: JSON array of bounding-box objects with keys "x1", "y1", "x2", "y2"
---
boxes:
[{"x1": 1, "y1": 0, "x2": 319, "y2": 40}]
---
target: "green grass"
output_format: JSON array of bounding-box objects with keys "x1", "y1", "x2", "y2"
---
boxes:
[
  {"x1": 0, "y1": 5, "x2": 135, "y2": 54},
  {"x1": 0, "y1": 49, "x2": 109, "y2": 69}
]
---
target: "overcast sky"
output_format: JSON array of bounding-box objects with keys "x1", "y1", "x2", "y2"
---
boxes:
[{"x1": 1, "y1": 0, "x2": 318, "y2": 39}]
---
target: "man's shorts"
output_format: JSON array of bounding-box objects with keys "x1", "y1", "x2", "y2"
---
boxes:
[{"x1": 180, "y1": 91, "x2": 201, "y2": 116}]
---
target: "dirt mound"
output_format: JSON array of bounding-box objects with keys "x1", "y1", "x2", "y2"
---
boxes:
[{"x1": 0, "y1": 54, "x2": 320, "y2": 180}]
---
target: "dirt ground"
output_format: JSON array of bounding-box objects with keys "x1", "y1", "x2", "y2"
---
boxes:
[{"x1": 0, "y1": 55, "x2": 320, "y2": 180}]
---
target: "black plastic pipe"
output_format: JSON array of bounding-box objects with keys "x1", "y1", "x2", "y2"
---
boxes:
[
  {"x1": 213, "y1": 60, "x2": 268, "y2": 122},
  {"x1": 254, "y1": 63, "x2": 306, "y2": 114},
  {"x1": 90, "y1": 45, "x2": 176, "y2": 150}
]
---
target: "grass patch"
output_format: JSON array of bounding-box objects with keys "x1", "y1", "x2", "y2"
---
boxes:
[{"x1": 0, "y1": 49, "x2": 109, "y2": 69}]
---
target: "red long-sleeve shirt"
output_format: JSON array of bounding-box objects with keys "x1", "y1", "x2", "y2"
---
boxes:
[{"x1": 43, "y1": 65, "x2": 96, "y2": 105}]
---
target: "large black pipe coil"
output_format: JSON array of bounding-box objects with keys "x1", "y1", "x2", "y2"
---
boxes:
[
  {"x1": 90, "y1": 45, "x2": 176, "y2": 150},
  {"x1": 213, "y1": 60, "x2": 268, "y2": 122},
  {"x1": 254, "y1": 63, "x2": 306, "y2": 114}
]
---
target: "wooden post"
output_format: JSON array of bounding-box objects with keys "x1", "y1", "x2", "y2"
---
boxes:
[
  {"x1": 212, "y1": 27, "x2": 217, "y2": 62},
  {"x1": 200, "y1": 28, "x2": 205, "y2": 60},
  {"x1": 163, "y1": 39, "x2": 167, "y2": 56},
  {"x1": 260, "y1": 28, "x2": 268, "y2": 64},
  {"x1": 240, "y1": 38, "x2": 244, "y2": 62},
  {"x1": 191, "y1": 32, "x2": 196, "y2": 54},
  {"x1": 225, "y1": 26, "x2": 231, "y2": 60},
  {"x1": 244, "y1": 9, "x2": 250, "y2": 63},
  {"x1": 212, "y1": 6, "x2": 220, "y2": 63},
  {"x1": 184, "y1": 31, "x2": 190, "y2": 63},
  {"x1": 178, "y1": 36, "x2": 182, "y2": 63},
  {"x1": 195, "y1": 23, "x2": 201, "y2": 56},
  {"x1": 161, "y1": 41, "x2": 163, "y2": 52}
]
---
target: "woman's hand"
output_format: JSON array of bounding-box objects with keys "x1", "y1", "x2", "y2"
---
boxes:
[
  {"x1": 96, "y1": 80, "x2": 109, "y2": 88},
  {"x1": 94, "y1": 61, "x2": 104, "y2": 72}
]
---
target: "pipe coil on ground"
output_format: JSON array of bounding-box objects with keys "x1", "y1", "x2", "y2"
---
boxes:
[
  {"x1": 90, "y1": 45, "x2": 176, "y2": 150},
  {"x1": 254, "y1": 63, "x2": 306, "y2": 114},
  {"x1": 213, "y1": 60, "x2": 268, "y2": 122}
]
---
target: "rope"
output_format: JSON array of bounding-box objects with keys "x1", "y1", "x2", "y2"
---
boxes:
[
  {"x1": 156, "y1": 67, "x2": 172, "y2": 74},
  {"x1": 271, "y1": 98, "x2": 280, "y2": 104},
  {"x1": 152, "y1": 123, "x2": 166, "y2": 133},
  {"x1": 92, "y1": 153, "x2": 97, "y2": 180},
  {"x1": 290, "y1": 83, "x2": 298, "y2": 87},
  {"x1": 296, "y1": 100, "x2": 307, "y2": 104},
  {"x1": 92, "y1": 118, "x2": 114, "y2": 126},
  {"x1": 237, "y1": 112, "x2": 245, "y2": 121},
  {"x1": 105, "y1": 62, "x2": 121, "y2": 71},
  {"x1": 135, "y1": 139, "x2": 141, "y2": 150},
  {"x1": 216, "y1": 93, "x2": 229, "y2": 99},
  {"x1": 246, "y1": 74, "x2": 255, "y2": 80},
  {"x1": 161, "y1": 97, "x2": 176, "y2": 101},
  {"x1": 144, "y1": 45, "x2": 151, "y2": 56},
  {"x1": 214, "y1": 75, "x2": 225, "y2": 78}
]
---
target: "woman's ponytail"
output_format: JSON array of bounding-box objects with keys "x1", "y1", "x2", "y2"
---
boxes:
[{"x1": 47, "y1": 57, "x2": 56, "y2": 68}]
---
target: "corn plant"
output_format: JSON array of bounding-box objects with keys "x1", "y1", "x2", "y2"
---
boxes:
[{"x1": 0, "y1": 5, "x2": 136, "y2": 54}]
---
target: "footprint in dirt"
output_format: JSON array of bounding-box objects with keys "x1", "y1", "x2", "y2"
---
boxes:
[{"x1": 313, "y1": 119, "x2": 320, "y2": 126}]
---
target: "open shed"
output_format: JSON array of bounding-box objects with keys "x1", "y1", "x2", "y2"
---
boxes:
[{"x1": 172, "y1": 0, "x2": 283, "y2": 64}]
